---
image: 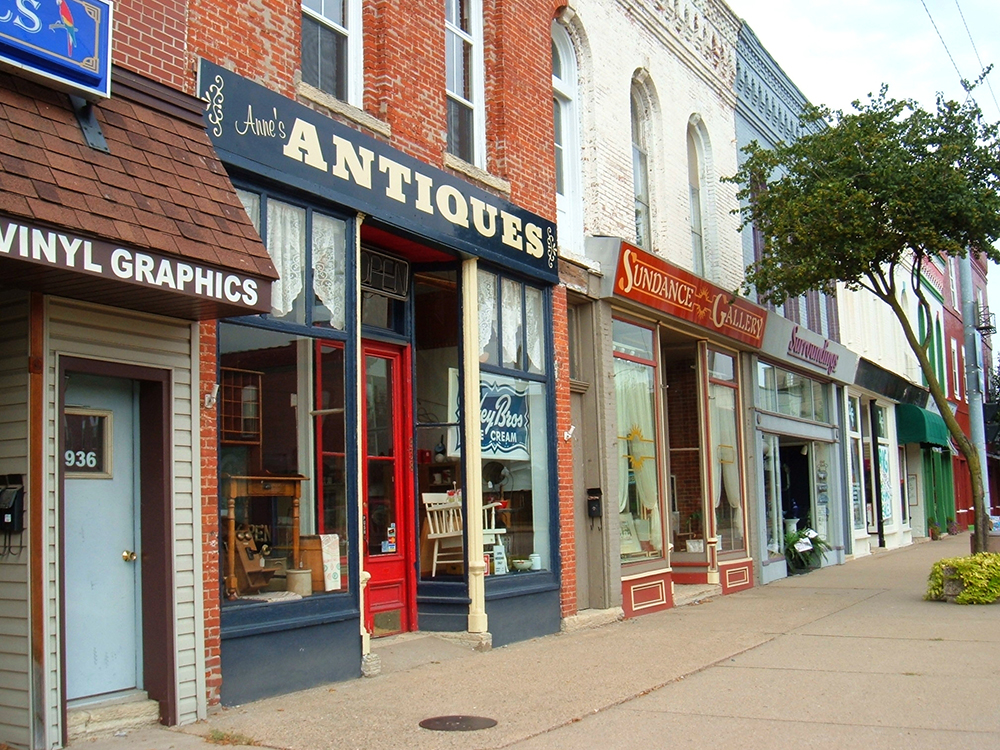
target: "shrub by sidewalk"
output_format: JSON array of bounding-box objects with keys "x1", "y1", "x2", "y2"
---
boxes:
[{"x1": 926, "y1": 553, "x2": 1000, "y2": 604}]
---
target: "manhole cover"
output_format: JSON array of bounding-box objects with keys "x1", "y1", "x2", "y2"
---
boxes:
[{"x1": 419, "y1": 715, "x2": 498, "y2": 732}]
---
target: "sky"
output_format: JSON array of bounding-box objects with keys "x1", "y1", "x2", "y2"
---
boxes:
[{"x1": 728, "y1": 0, "x2": 1000, "y2": 323}]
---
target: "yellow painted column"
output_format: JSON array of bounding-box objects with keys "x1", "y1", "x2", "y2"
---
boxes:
[{"x1": 462, "y1": 258, "x2": 487, "y2": 633}]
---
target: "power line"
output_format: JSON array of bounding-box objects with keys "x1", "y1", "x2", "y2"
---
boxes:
[
  {"x1": 919, "y1": 0, "x2": 965, "y2": 84},
  {"x1": 953, "y1": 0, "x2": 1000, "y2": 117}
]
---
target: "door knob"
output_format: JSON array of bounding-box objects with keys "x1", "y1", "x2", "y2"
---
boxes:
[{"x1": 122, "y1": 550, "x2": 137, "y2": 562}]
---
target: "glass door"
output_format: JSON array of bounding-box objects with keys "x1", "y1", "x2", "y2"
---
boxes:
[{"x1": 362, "y1": 340, "x2": 414, "y2": 636}]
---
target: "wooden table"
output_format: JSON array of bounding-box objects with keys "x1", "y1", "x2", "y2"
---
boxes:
[{"x1": 224, "y1": 475, "x2": 307, "y2": 598}]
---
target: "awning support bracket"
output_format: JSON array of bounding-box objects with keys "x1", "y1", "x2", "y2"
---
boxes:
[{"x1": 69, "y1": 95, "x2": 110, "y2": 154}]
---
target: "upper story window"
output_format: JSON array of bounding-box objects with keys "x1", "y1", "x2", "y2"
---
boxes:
[
  {"x1": 631, "y1": 83, "x2": 652, "y2": 250},
  {"x1": 301, "y1": 0, "x2": 363, "y2": 106},
  {"x1": 446, "y1": 0, "x2": 485, "y2": 167},
  {"x1": 552, "y1": 21, "x2": 582, "y2": 254},
  {"x1": 687, "y1": 124, "x2": 705, "y2": 276}
]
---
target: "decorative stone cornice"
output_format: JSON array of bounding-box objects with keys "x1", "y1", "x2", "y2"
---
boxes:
[{"x1": 619, "y1": 0, "x2": 739, "y2": 91}]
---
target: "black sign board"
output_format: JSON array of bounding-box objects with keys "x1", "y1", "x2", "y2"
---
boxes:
[{"x1": 198, "y1": 59, "x2": 558, "y2": 284}]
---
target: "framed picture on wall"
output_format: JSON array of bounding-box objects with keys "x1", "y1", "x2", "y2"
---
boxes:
[{"x1": 907, "y1": 474, "x2": 918, "y2": 507}]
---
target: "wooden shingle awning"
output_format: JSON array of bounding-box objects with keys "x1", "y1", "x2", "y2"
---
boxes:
[{"x1": 0, "y1": 66, "x2": 276, "y2": 320}]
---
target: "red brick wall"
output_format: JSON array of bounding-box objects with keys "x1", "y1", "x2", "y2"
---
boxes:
[
  {"x1": 552, "y1": 284, "x2": 575, "y2": 616},
  {"x1": 199, "y1": 320, "x2": 222, "y2": 706},
  {"x1": 188, "y1": 0, "x2": 300, "y2": 99},
  {"x1": 112, "y1": 0, "x2": 190, "y2": 92}
]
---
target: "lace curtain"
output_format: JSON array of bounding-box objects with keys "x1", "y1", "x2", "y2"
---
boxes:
[
  {"x1": 525, "y1": 285, "x2": 544, "y2": 373},
  {"x1": 266, "y1": 200, "x2": 306, "y2": 318},
  {"x1": 710, "y1": 384, "x2": 742, "y2": 540},
  {"x1": 312, "y1": 213, "x2": 346, "y2": 330},
  {"x1": 501, "y1": 277, "x2": 521, "y2": 367},
  {"x1": 477, "y1": 269, "x2": 497, "y2": 361},
  {"x1": 614, "y1": 357, "x2": 662, "y2": 553}
]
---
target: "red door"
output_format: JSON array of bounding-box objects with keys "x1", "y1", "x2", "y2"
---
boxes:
[{"x1": 362, "y1": 341, "x2": 415, "y2": 636}]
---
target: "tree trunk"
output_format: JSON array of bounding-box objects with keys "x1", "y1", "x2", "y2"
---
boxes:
[{"x1": 884, "y1": 292, "x2": 988, "y2": 553}]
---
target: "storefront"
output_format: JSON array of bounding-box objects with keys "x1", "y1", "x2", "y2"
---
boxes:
[
  {"x1": 848, "y1": 359, "x2": 930, "y2": 554},
  {"x1": 197, "y1": 61, "x2": 561, "y2": 704},
  {"x1": 896, "y1": 402, "x2": 953, "y2": 539},
  {"x1": 585, "y1": 239, "x2": 764, "y2": 616},
  {"x1": 0, "y1": 33, "x2": 277, "y2": 750},
  {"x1": 753, "y1": 314, "x2": 857, "y2": 582}
]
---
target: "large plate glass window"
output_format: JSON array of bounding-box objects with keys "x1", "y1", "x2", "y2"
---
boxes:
[
  {"x1": 612, "y1": 319, "x2": 664, "y2": 564},
  {"x1": 218, "y1": 324, "x2": 349, "y2": 601},
  {"x1": 414, "y1": 270, "x2": 464, "y2": 579},
  {"x1": 708, "y1": 349, "x2": 745, "y2": 554},
  {"x1": 478, "y1": 269, "x2": 551, "y2": 574}
]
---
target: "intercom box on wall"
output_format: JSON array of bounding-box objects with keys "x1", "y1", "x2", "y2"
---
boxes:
[{"x1": 586, "y1": 487, "x2": 603, "y2": 519}]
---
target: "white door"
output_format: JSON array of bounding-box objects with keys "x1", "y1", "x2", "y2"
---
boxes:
[{"x1": 63, "y1": 374, "x2": 142, "y2": 700}]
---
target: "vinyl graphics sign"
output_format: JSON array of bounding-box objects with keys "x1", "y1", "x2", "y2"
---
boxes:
[
  {"x1": 0, "y1": 0, "x2": 113, "y2": 99},
  {"x1": 198, "y1": 59, "x2": 558, "y2": 284}
]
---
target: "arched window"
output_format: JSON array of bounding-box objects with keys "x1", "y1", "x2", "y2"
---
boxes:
[
  {"x1": 687, "y1": 124, "x2": 705, "y2": 276},
  {"x1": 552, "y1": 21, "x2": 583, "y2": 254},
  {"x1": 631, "y1": 82, "x2": 652, "y2": 250}
]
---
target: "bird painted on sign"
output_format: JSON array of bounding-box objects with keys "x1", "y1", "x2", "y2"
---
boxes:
[{"x1": 49, "y1": 0, "x2": 78, "y2": 57}]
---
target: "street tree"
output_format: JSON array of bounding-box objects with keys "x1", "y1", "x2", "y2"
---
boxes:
[{"x1": 728, "y1": 79, "x2": 1000, "y2": 553}]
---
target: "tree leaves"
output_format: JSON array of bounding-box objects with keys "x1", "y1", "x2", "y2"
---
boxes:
[{"x1": 727, "y1": 86, "x2": 1000, "y2": 305}]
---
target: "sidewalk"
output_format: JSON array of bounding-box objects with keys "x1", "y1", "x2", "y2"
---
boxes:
[{"x1": 80, "y1": 533, "x2": 998, "y2": 750}]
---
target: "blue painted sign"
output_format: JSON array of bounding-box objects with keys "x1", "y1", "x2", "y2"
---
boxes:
[
  {"x1": 0, "y1": 0, "x2": 113, "y2": 99},
  {"x1": 198, "y1": 59, "x2": 559, "y2": 284},
  {"x1": 480, "y1": 377, "x2": 530, "y2": 460}
]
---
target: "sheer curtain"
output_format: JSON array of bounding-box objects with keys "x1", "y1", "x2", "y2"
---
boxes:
[
  {"x1": 312, "y1": 213, "x2": 346, "y2": 329},
  {"x1": 614, "y1": 357, "x2": 662, "y2": 553},
  {"x1": 501, "y1": 278, "x2": 522, "y2": 367},
  {"x1": 266, "y1": 200, "x2": 306, "y2": 317},
  {"x1": 477, "y1": 270, "x2": 497, "y2": 361},
  {"x1": 710, "y1": 385, "x2": 742, "y2": 541}
]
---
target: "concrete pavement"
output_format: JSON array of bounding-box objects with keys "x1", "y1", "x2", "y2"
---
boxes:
[{"x1": 78, "y1": 533, "x2": 998, "y2": 750}]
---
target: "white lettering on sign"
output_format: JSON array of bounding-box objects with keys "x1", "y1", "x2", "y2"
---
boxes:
[
  {"x1": 0, "y1": 1, "x2": 43, "y2": 33},
  {"x1": 2, "y1": 217, "x2": 261, "y2": 308}
]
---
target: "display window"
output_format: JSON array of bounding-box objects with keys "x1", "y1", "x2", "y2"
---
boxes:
[
  {"x1": 219, "y1": 323, "x2": 350, "y2": 601},
  {"x1": 477, "y1": 268, "x2": 551, "y2": 573},
  {"x1": 847, "y1": 396, "x2": 867, "y2": 531},
  {"x1": 612, "y1": 319, "x2": 665, "y2": 564},
  {"x1": 219, "y1": 185, "x2": 353, "y2": 604},
  {"x1": 707, "y1": 349, "x2": 745, "y2": 555}
]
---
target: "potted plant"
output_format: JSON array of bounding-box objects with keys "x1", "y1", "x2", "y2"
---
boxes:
[
  {"x1": 784, "y1": 528, "x2": 832, "y2": 574},
  {"x1": 928, "y1": 519, "x2": 941, "y2": 540}
]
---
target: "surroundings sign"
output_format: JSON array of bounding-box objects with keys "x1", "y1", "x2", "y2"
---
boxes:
[{"x1": 0, "y1": 0, "x2": 113, "y2": 99}]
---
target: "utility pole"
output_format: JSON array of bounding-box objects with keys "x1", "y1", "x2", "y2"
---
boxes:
[{"x1": 959, "y1": 252, "x2": 991, "y2": 526}]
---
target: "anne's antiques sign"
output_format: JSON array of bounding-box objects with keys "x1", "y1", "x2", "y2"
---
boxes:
[
  {"x1": 0, "y1": 0, "x2": 113, "y2": 99},
  {"x1": 198, "y1": 59, "x2": 558, "y2": 284},
  {"x1": 613, "y1": 242, "x2": 766, "y2": 348}
]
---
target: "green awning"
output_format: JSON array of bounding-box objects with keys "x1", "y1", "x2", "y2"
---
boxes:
[{"x1": 896, "y1": 403, "x2": 950, "y2": 447}]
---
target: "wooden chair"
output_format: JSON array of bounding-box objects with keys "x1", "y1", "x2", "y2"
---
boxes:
[
  {"x1": 482, "y1": 501, "x2": 508, "y2": 547},
  {"x1": 423, "y1": 492, "x2": 464, "y2": 576}
]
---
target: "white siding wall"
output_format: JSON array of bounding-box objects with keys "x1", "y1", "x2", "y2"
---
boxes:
[
  {"x1": 43, "y1": 298, "x2": 201, "y2": 745},
  {"x1": 564, "y1": 0, "x2": 744, "y2": 291},
  {"x1": 0, "y1": 292, "x2": 30, "y2": 749}
]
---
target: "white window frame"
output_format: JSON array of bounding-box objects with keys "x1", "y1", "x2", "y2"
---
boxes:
[
  {"x1": 301, "y1": 0, "x2": 363, "y2": 107},
  {"x1": 552, "y1": 21, "x2": 582, "y2": 255},
  {"x1": 687, "y1": 123, "x2": 705, "y2": 277},
  {"x1": 445, "y1": 0, "x2": 486, "y2": 168},
  {"x1": 951, "y1": 338, "x2": 962, "y2": 401},
  {"x1": 631, "y1": 83, "x2": 652, "y2": 250}
]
